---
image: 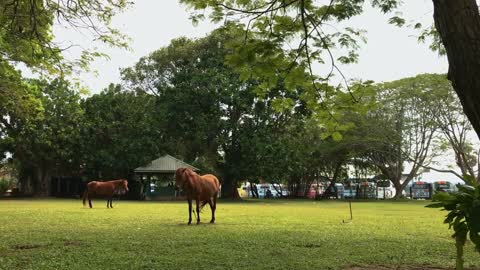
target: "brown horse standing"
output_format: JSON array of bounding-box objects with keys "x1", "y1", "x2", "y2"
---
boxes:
[
  {"x1": 175, "y1": 168, "x2": 220, "y2": 225},
  {"x1": 82, "y1": 179, "x2": 129, "y2": 208}
]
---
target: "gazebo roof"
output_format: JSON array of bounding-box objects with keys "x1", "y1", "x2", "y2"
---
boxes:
[{"x1": 134, "y1": 155, "x2": 199, "y2": 174}]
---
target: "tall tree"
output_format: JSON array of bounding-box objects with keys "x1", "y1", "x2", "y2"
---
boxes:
[
  {"x1": 121, "y1": 30, "x2": 255, "y2": 197},
  {"x1": 365, "y1": 75, "x2": 442, "y2": 197},
  {"x1": 121, "y1": 27, "x2": 327, "y2": 198},
  {"x1": 81, "y1": 84, "x2": 162, "y2": 180},
  {"x1": 1, "y1": 0, "x2": 131, "y2": 187},
  {"x1": 3, "y1": 79, "x2": 84, "y2": 195}
]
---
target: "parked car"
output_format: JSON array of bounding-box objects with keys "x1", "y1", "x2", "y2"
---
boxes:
[{"x1": 376, "y1": 180, "x2": 395, "y2": 199}]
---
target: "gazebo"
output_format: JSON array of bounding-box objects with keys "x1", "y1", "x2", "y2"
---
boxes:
[{"x1": 134, "y1": 155, "x2": 199, "y2": 200}]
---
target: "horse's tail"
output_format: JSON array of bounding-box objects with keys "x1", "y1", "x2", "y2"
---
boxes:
[
  {"x1": 199, "y1": 200, "x2": 209, "y2": 211},
  {"x1": 82, "y1": 189, "x2": 88, "y2": 206},
  {"x1": 217, "y1": 181, "x2": 221, "y2": 199}
]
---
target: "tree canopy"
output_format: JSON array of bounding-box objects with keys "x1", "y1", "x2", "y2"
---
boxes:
[
  {"x1": 179, "y1": 0, "x2": 480, "y2": 142},
  {"x1": 1, "y1": 0, "x2": 131, "y2": 155}
]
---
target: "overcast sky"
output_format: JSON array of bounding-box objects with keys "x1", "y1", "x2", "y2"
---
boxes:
[
  {"x1": 52, "y1": 0, "x2": 459, "y2": 183},
  {"x1": 54, "y1": 0, "x2": 448, "y2": 93}
]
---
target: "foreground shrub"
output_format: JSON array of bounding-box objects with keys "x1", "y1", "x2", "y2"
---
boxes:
[{"x1": 427, "y1": 176, "x2": 480, "y2": 270}]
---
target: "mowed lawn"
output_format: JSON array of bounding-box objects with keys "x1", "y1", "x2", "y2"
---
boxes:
[{"x1": 1, "y1": 199, "x2": 480, "y2": 270}]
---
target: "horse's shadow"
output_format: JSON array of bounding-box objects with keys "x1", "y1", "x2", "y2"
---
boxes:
[{"x1": 175, "y1": 222, "x2": 217, "y2": 227}]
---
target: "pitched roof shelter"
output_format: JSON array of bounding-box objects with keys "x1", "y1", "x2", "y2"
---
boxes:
[
  {"x1": 134, "y1": 155, "x2": 199, "y2": 200},
  {"x1": 134, "y1": 155, "x2": 199, "y2": 174}
]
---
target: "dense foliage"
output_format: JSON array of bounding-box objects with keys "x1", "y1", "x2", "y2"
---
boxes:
[
  {"x1": 1, "y1": 28, "x2": 474, "y2": 199},
  {"x1": 427, "y1": 176, "x2": 480, "y2": 270},
  {"x1": 0, "y1": 3, "x2": 477, "y2": 200}
]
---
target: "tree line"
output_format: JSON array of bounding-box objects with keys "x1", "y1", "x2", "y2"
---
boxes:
[{"x1": 1, "y1": 27, "x2": 476, "y2": 198}]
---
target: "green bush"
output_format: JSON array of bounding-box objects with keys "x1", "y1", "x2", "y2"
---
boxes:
[
  {"x1": 427, "y1": 175, "x2": 480, "y2": 270},
  {"x1": 0, "y1": 178, "x2": 10, "y2": 194}
]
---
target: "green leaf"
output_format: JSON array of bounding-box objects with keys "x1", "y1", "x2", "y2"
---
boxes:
[
  {"x1": 425, "y1": 202, "x2": 445, "y2": 208},
  {"x1": 388, "y1": 16, "x2": 406, "y2": 27}
]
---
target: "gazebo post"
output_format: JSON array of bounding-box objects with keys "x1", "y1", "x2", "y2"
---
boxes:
[
  {"x1": 138, "y1": 173, "x2": 144, "y2": 200},
  {"x1": 147, "y1": 174, "x2": 151, "y2": 197}
]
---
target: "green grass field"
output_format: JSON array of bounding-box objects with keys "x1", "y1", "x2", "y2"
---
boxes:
[{"x1": 0, "y1": 199, "x2": 479, "y2": 270}]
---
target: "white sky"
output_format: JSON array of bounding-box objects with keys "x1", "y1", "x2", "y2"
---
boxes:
[
  {"x1": 54, "y1": 0, "x2": 448, "y2": 93},
  {"x1": 51, "y1": 0, "x2": 465, "y2": 183}
]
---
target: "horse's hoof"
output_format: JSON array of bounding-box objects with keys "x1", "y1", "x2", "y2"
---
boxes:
[
  {"x1": 196, "y1": 221, "x2": 200, "y2": 225},
  {"x1": 188, "y1": 221, "x2": 192, "y2": 225},
  {"x1": 210, "y1": 220, "x2": 215, "y2": 224}
]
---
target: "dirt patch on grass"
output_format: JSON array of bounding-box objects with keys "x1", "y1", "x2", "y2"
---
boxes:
[
  {"x1": 13, "y1": 244, "x2": 45, "y2": 250},
  {"x1": 63, "y1": 240, "x2": 87, "y2": 247},
  {"x1": 63, "y1": 240, "x2": 81, "y2": 246},
  {"x1": 345, "y1": 267, "x2": 442, "y2": 270},
  {"x1": 294, "y1": 243, "x2": 323, "y2": 248}
]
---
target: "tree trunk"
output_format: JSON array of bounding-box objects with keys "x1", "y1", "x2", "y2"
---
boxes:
[
  {"x1": 18, "y1": 168, "x2": 34, "y2": 195},
  {"x1": 271, "y1": 183, "x2": 283, "y2": 198},
  {"x1": 382, "y1": 168, "x2": 404, "y2": 199},
  {"x1": 34, "y1": 166, "x2": 50, "y2": 197},
  {"x1": 220, "y1": 172, "x2": 239, "y2": 199},
  {"x1": 432, "y1": 0, "x2": 480, "y2": 140},
  {"x1": 252, "y1": 183, "x2": 259, "y2": 198},
  {"x1": 392, "y1": 180, "x2": 404, "y2": 199}
]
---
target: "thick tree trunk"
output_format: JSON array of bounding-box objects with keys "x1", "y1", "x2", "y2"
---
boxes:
[
  {"x1": 34, "y1": 167, "x2": 50, "y2": 197},
  {"x1": 18, "y1": 168, "x2": 34, "y2": 195},
  {"x1": 220, "y1": 173, "x2": 239, "y2": 199},
  {"x1": 433, "y1": 0, "x2": 480, "y2": 140},
  {"x1": 392, "y1": 180, "x2": 404, "y2": 199},
  {"x1": 379, "y1": 168, "x2": 407, "y2": 199}
]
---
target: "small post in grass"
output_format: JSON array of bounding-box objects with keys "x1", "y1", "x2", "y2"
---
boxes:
[{"x1": 342, "y1": 200, "x2": 353, "y2": 223}]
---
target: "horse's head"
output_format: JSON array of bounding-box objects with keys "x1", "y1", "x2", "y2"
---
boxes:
[
  {"x1": 115, "y1": 179, "x2": 129, "y2": 194},
  {"x1": 175, "y1": 168, "x2": 189, "y2": 191}
]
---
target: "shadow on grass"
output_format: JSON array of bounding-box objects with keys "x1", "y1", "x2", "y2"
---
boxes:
[{"x1": 12, "y1": 243, "x2": 50, "y2": 250}]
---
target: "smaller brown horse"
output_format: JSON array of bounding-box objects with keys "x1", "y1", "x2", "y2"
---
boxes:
[
  {"x1": 175, "y1": 168, "x2": 220, "y2": 225},
  {"x1": 82, "y1": 179, "x2": 129, "y2": 208}
]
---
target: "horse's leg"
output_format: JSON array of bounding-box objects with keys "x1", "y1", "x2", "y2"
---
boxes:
[
  {"x1": 211, "y1": 194, "x2": 217, "y2": 223},
  {"x1": 208, "y1": 199, "x2": 215, "y2": 224},
  {"x1": 195, "y1": 198, "x2": 200, "y2": 224},
  {"x1": 187, "y1": 199, "x2": 192, "y2": 225},
  {"x1": 88, "y1": 193, "x2": 92, "y2": 208},
  {"x1": 110, "y1": 198, "x2": 113, "y2": 208},
  {"x1": 106, "y1": 199, "x2": 110, "y2": 208}
]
